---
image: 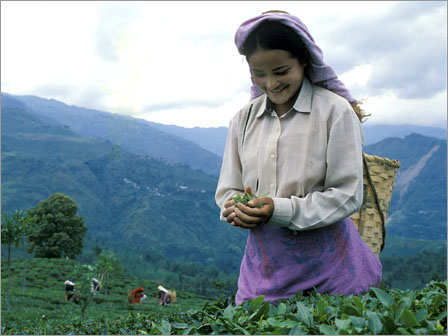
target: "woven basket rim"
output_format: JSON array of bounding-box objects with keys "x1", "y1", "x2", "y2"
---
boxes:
[{"x1": 363, "y1": 153, "x2": 401, "y2": 168}]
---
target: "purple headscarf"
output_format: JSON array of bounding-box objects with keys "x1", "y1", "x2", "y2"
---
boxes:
[{"x1": 234, "y1": 11, "x2": 356, "y2": 103}]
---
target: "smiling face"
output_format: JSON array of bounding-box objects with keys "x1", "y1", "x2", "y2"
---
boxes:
[{"x1": 248, "y1": 48, "x2": 306, "y2": 116}]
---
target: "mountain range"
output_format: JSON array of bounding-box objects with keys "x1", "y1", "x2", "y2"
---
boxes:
[
  {"x1": 5, "y1": 93, "x2": 446, "y2": 162},
  {"x1": 1, "y1": 94, "x2": 247, "y2": 272},
  {"x1": 364, "y1": 133, "x2": 446, "y2": 240},
  {"x1": 1, "y1": 92, "x2": 446, "y2": 268},
  {"x1": 4, "y1": 94, "x2": 223, "y2": 177}
]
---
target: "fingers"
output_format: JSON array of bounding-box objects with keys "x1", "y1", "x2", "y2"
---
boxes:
[
  {"x1": 222, "y1": 200, "x2": 235, "y2": 218},
  {"x1": 223, "y1": 190, "x2": 272, "y2": 230},
  {"x1": 238, "y1": 198, "x2": 273, "y2": 216},
  {"x1": 226, "y1": 210, "x2": 237, "y2": 224},
  {"x1": 234, "y1": 206, "x2": 266, "y2": 224},
  {"x1": 233, "y1": 216, "x2": 258, "y2": 229},
  {"x1": 224, "y1": 199, "x2": 235, "y2": 209}
]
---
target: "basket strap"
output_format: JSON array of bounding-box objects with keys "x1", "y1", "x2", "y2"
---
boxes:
[
  {"x1": 357, "y1": 182, "x2": 368, "y2": 236},
  {"x1": 362, "y1": 153, "x2": 387, "y2": 251}
]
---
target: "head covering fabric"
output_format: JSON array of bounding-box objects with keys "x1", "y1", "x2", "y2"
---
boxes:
[
  {"x1": 158, "y1": 285, "x2": 168, "y2": 293},
  {"x1": 234, "y1": 12, "x2": 356, "y2": 103}
]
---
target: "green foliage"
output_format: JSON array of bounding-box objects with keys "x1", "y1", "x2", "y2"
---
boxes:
[
  {"x1": 26, "y1": 193, "x2": 87, "y2": 258},
  {"x1": 2, "y1": 258, "x2": 446, "y2": 335},
  {"x1": 1, "y1": 257, "x2": 209, "y2": 334},
  {"x1": 95, "y1": 251, "x2": 123, "y2": 295},
  {"x1": 231, "y1": 191, "x2": 269, "y2": 208},
  {"x1": 1, "y1": 210, "x2": 29, "y2": 249},
  {"x1": 70, "y1": 263, "x2": 100, "y2": 319},
  {"x1": 1, "y1": 210, "x2": 32, "y2": 311},
  {"x1": 381, "y1": 247, "x2": 447, "y2": 290}
]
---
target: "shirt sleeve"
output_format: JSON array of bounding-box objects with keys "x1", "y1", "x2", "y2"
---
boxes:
[
  {"x1": 267, "y1": 104, "x2": 364, "y2": 230},
  {"x1": 215, "y1": 113, "x2": 245, "y2": 222}
]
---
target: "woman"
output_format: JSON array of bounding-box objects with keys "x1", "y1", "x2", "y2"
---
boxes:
[{"x1": 215, "y1": 11, "x2": 381, "y2": 305}]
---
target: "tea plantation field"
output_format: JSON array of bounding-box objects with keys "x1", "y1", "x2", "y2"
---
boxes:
[{"x1": 1, "y1": 258, "x2": 447, "y2": 335}]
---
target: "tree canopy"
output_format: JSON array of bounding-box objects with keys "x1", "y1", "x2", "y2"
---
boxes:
[{"x1": 27, "y1": 193, "x2": 87, "y2": 258}]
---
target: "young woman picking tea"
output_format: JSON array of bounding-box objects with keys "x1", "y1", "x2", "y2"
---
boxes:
[{"x1": 215, "y1": 11, "x2": 381, "y2": 305}]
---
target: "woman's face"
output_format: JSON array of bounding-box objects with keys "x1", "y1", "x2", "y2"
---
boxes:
[{"x1": 248, "y1": 48, "x2": 306, "y2": 115}]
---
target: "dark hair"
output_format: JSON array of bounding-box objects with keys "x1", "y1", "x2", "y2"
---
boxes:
[{"x1": 242, "y1": 20, "x2": 309, "y2": 64}]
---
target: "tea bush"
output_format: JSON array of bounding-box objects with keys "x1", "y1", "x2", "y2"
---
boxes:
[
  {"x1": 3, "y1": 281, "x2": 446, "y2": 334},
  {"x1": 2, "y1": 258, "x2": 446, "y2": 335}
]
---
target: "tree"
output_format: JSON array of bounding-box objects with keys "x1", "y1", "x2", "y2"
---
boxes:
[
  {"x1": 27, "y1": 193, "x2": 87, "y2": 258},
  {"x1": 70, "y1": 264, "x2": 101, "y2": 320},
  {"x1": 1, "y1": 210, "x2": 28, "y2": 311},
  {"x1": 95, "y1": 251, "x2": 123, "y2": 296}
]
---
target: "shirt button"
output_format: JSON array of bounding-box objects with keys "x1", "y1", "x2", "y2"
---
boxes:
[{"x1": 270, "y1": 153, "x2": 275, "y2": 159}]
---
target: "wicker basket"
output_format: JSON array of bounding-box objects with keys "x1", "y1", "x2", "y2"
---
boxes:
[{"x1": 350, "y1": 153, "x2": 401, "y2": 257}]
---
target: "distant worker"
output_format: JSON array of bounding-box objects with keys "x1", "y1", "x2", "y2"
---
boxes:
[
  {"x1": 64, "y1": 280, "x2": 76, "y2": 301},
  {"x1": 156, "y1": 285, "x2": 177, "y2": 306},
  {"x1": 128, "y1": 286, "x2": 147, "y2": 304},
  {"x1": 91, "y1": 277, "x2": 102, "y2": 293}
]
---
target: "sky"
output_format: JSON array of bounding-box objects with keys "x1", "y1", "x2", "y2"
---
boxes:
[{"x1": 1, "y1": 1, "x2": 447, "y2": 128}]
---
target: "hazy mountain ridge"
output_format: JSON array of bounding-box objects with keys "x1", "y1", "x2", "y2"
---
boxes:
[
  {"x1": 4, "y1": 93, "x2": 223, "y2": 177},
  {"x1": 143, "y1": 121, "x2": 229, "y2": 157},
  {"x1": 362, "y1": 124, "x2": 446, "y2": 146},
  {"x1": 6, "y1": 93, "x2": 446, "y2": 160},
  {"x1": 137, "y1": 122, "x2": 447, "y2": 156},
  {"x1": 364, "y1": 134, "x2": 447, "y2": 240}
]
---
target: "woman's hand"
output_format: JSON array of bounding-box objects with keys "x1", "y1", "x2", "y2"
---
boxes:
[
  {"x1": 222, "y1": 198, "x2": 241, "y2": 227},
  {"x1": 223, "y1": 186, "x2": 274, "y2": 229}
]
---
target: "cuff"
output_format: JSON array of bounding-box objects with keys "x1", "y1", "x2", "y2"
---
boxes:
[{"x1": 266, "y1": 197, "x2": 293, "y2": 227}]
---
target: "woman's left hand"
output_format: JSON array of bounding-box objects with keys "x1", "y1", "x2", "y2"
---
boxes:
[{"x1": 233, "y1": 194, "x2": 274, "y2": 228}]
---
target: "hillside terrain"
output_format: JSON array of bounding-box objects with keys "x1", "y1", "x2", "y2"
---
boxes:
[
  {"x1": 364, "y1": 134, "x2": 447, "y2": 240},
  {"x1": 362, "y1": 124, "x2": 446, "y2": 146},
  {"x1": 3, "y1": 93, "x2": 446, "y2": 243},
  {"x1": 1, "y1": 92, "x2": 446, "y2": 297},
  {"x1": 1, "y1": 95, "x2": 247, "y2": 273},
  {"x1": 4, "y1": 93, "x2": 222, "y2": 177},
  {"x1": 9, "y1": 93, "x2": 446, "y2": 163}
]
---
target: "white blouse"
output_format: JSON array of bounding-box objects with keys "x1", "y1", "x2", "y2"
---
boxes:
[{"x1": 215, "y1": 77, "x2": 364, "y2": 231}]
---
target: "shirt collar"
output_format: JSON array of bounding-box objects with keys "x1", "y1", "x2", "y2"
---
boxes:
[{"x1": 256, "y1": 77, "x2": 313, "y2": 118}]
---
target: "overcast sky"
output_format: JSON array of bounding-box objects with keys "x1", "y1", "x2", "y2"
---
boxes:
[{"x1": 2, "y1": 1, "x2": 447, "y2": 128}]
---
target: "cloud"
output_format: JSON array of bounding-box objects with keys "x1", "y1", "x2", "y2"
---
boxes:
[
  {"x1": 143, "y1": 98, "x2": 229, "y2": 112},
  {"x1": 1, "y1": 1, "x2": 446, "y2": 128},
  {"x1": 139, "y1": 91, "x2": 251, "y2": 128},
  {"x1": 29, "y1": 83, "x2": 109, "y2": 113},
  {"x1": 363, "y1": 90, "x2": 447, "y2": 127},
  {"x1": 321, "y1": 2, "x2": 446, "y2": 100},
  {"x1": 94, "y1": 3, "x2": 142, "y2": 61}
]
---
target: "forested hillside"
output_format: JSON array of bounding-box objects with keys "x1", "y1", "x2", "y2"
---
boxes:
[
  {"x1": 1, "y1": 95, "x2": 247, "y2": 274},
  {"x1": 364, "y1": 134, "x2": 447, "y2": 240}
]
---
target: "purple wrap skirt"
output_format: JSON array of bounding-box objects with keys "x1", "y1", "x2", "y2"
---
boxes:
[{"x1": 235, "y1": 217, "x2": 382, "y2": 305}]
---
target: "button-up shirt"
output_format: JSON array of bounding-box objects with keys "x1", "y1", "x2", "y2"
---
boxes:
[{"x1": 215, "y1": 77, "x2": 364, "y2": 231}]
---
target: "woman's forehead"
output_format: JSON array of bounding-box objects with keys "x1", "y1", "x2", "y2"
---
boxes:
[{"x1": 248, "y1": 49, "x2": 296, "y2": 68}]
